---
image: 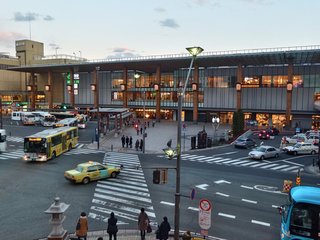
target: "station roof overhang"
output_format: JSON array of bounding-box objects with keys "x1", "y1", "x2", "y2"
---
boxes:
[{"x1": 8, "y1": 46, "x2": 320, "y2": 74}]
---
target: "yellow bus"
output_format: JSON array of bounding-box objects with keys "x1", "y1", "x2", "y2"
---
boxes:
[{"x1": 23, "y1": 126, "x2": 78, "y2": 162}]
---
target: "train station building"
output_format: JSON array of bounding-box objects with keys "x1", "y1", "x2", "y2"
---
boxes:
[{"x1": 2, "y1": 39, "x2": 320, "y2": 130}]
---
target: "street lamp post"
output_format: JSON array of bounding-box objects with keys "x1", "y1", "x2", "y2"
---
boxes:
[
  {"x1": 135, "y1": 72, "x2": 146, "y2": 153},
  {"x1": 212, "y1": 116, "x2": 220, "y2": 143},
  {"x1": 174, "y1": 46, "x2": 203, "y2": 240}
]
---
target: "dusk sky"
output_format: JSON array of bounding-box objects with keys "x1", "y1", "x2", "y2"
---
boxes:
[{"x1": 1, "y1": 0, "x2": 319, "y2": 60}]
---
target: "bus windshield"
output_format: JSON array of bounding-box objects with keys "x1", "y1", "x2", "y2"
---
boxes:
[{"x1": 24, "y1": 139, "x2": 47, "y2": 154}]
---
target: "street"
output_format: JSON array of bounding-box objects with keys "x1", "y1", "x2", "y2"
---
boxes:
[{"x1": 0, "y1": 121, "x2": 320, "y2": 239}]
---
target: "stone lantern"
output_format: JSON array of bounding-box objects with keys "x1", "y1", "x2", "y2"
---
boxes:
[{"x1": 44, "y1": 197, "x2": 70, "y2": 240}]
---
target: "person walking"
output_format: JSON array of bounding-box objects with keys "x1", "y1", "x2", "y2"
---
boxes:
[
  {"x1": 139, "y1": 139, "x2": 143, "y2": 152},
  {"x1": 157, "y1": 216, "x2": 171, "y2": 240},
  {"x1": 138, "y1": 208, "x2": 149, "y2": 240},
  {"x1": 135, "y1": 139, "x2": 139, "y2": 151},
  {"x1": 107, "y1": 212, "x2": 118, "y2": 240},
  {"x1": 140, "y1": 127, "x2": 143, "y2": 135},
  {"x1": 125, "y1": 136, "x2": 129, "y2": 148},
  {"x1": 76, "y1": 212, "x2": 88, "y2": 240},
  {"x1": 129, "y1": 136, "x2": 133, "y2": 148},
  {"x1": 121, "y1": 135, "x2": 125, "y2": 148}
]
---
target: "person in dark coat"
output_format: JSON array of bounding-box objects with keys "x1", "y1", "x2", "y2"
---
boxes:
[
  {"x1": 135, "y1": 139, "x2": 139, "y2": 151},
  {"x1": 107, "y1": 212, "x2": 118, "y2": 240},
  {"x1": 157, "y1": 216, "x2": 171, "y2": 240},
  {"x1": 129, "y1": 136, "x2": 133, "y2": 148},
  {"x1": 121, "y1": 135, "x2": 125, "y2": 148},
  {"x1": 125, "y1": 136, "x2": 129, "y2": 148},
  {"x1": 139, "y1": 139, "x2": 143, "y2": 151}
]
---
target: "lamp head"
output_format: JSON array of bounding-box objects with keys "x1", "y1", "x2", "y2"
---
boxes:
[
  {"x1": 134, "y1": 73, "x2": 141, "y2": 79},
  {"x1": 186, "y1": 47, "x2": 204, "y2": 57}
]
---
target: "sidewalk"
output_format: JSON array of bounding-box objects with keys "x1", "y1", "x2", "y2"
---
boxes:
[{"x1": 85, "y1": 120, "x2": 231, "y2": 154}]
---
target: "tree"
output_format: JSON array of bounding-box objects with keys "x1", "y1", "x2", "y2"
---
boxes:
[{"x1": 232, "y1": 110, "x2": 244, "y2": 137}]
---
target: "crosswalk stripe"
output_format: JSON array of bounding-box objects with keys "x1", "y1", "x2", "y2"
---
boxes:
[
  {"x1": 270, "y1": 165, "x2": 289, "y2": 170},
  {"x1": 249, "y1": 162, "x2": 269, "y2": 168},
  {"x1": 239, "y1": 161, "x2": 260, "y2": 166},
  {"x1": 212, "y1": 158, "x2": 231, "y2": 163},
  {"x1": 89, "y1": 152, "x2": 157, "y2": 226},
  {"x1": 230, "y1": 160, "x2": 250, "y2": 165},
  {"x1": 281, "y1": 166, "x2": 300, "y2": 171},
  {"x1": 260, "y1": 163, "x2": 279, "y2": 169},
  {"x1": 222, "y1": 159, "x2": 245, "y2": 164}
]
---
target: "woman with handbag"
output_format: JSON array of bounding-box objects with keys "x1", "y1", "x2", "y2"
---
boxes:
[
  {"x1": 138, "y1": 208, "x2": 150, "y2": 240},
  {"x1": 107, "y1": 212, "x2": 118, "y2": 240},
  {"x1": 76, "y1": 212, "x2": 88, "y2": 240}
]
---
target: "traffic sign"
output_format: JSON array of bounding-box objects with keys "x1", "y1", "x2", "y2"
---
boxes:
[{"x1": 199, "y1": 199, "x2": 212, "y2": 230}]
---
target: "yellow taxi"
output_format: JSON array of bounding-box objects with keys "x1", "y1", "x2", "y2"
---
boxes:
[{"x1": 64, "y1": 161, "x2": 121, "y2": 184}]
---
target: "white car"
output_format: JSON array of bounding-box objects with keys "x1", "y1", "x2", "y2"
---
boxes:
[
  {"x1": 283, "y1": 134, "x2": 307, "y2": 144},
  {"x1": 283, "y1": 142, "x2": 318, "y2": 155},
  {"x1": 248, "y1": 146, "x2": 281, "y2": 160}
]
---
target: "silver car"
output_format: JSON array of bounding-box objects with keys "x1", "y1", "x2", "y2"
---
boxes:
[{"x1": 248, "y1": 146, "x2": 280, "y2": 160}]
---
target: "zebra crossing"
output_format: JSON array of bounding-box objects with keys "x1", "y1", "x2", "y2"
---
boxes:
[
  {"x1": 88, "y1": 152, "x2": 157, "y2": 226},
  {"x1": 64, "y1": 147, "x2": 104, "y2": 155},
  {"x1": 0, "y1": 149, "x2": 24, "y2": 159},
  {"x1": 158, "y1": 152, "x2": 303, "y2": 173},
  {"x1": 7, "y1": 136, "x2": 24, "y2": 143}
]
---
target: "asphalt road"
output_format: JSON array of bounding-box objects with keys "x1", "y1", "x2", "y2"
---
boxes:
[{"x1": 1, "y1": 121, "x2": 320, "y2": 240}]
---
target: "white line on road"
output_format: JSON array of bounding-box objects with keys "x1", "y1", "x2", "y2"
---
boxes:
[
  {"x1": 240, "y1": 185, "x2": 254, "y2": 190},
  {"x1": 188, "y1": 207, "x2": 199, "y2": 211},
  {"x1": 282, "y1": 160, "x2": 304, "y2": 167},
  {"x1": 218, "y1": 213, "x2": 236, "y2": 219},
  {"x1": 241, "y1": 198, "x2": 257, "y2": 204},
  {"x1": 272, "y1": 205, "x2": 280, "y2": 208},
  {"x1": 251, "y1": 220, "x2": 270, "y2": 227},
  {"x1": 160, "y1": 201, "x2": 175, "y2": 206},
  {"x1": 216, "y1": 192, "x2": 230, "y2": 197}
]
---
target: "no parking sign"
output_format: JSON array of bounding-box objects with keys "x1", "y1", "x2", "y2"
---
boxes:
[{"x1": 199, "y1": 198, "x2": 212, "y2": 230}]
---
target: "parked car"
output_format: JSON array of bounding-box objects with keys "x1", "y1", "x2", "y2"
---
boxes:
[
  {"x1": 248, "y1": 145, "x2": 281, "y2": 160},
  {"x1": 258, "y1": 130, "x2": 270, "y2": 140},
  {"x1": 64, "y1": 161, "x2": 121, "y2": 184},
  {"x1": 283, "y1": 142, "x2": 318, "y2": 155},
  {"x1": 234, "y1": 137, "x2": 256, "y2": 149},
  {"x1": 307, "y1": 134, "x2": 319, "y2": 145}
]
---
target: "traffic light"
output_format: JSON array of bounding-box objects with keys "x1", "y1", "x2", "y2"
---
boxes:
[
  {"x1": 153, "y1": 170, "x2": 160, "y2": 184},
  {"x1": 161, "y1": 169, "x2": 168, "y2": 184}
]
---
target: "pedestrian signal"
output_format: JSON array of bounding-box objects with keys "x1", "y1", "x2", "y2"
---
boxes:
[{"x1": 153, "y1": 170, "x2": 161, "y2": 184}]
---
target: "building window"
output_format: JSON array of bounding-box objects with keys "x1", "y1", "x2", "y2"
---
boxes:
[
  {"x1": 262, "y1": 76, "x2": 272, "y2": 87},
  {"x1": 242, "y1": 76, "x2": 260, "y2": 88},
  {"x1": 273, "y1": 75, "x2": 287, "y2": 87}
]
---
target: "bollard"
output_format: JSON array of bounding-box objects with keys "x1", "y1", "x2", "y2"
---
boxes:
[
  {"x1": 111, "y1": 144, "x2": 113, "y2": 152},
  {"x1": 283, "y1": 180, "x2": 293, "y2": 193},
  {"x1": 296, "y1": 169, "x2": 301, "y2": 186}
]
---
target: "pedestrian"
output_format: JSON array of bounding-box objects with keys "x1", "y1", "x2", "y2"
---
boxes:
[
  {"x1": 129, "y1": 136, "x2": 133, "y2": 148},
  {"x1": 139, "y1": 139, "x2": 143, "y2": 152},
  {"x1": 135, "y1": 139, "x2": 139, "y2": 151},
  {"x1": 156, "y1": 216, "x2": 171, "y2": 240},
  {"x1": 147, "y1": 121, "x2": 150, "y2": 128},
  {"x1": 121, "y1": 135, "x2": 125, "y2": 148},
  {"x1": 76, "y1": 212, "x2": 88, "y2": 240},
  {"x1": 137, "y1": 127, "x2": 139, "y2": 135},
  {"x1": 107, "y1": 212, "x2": 118, "y2": 240},
  {"x1": 140, "y1": 127, "x2": 143, "y2": 135},
  {"x1": 152, "y1": 120, "x2": 155, "y2": 127},
  {"x1": 125, "y1": 136, "x2": 129, "y2": 148},
  {"x1": 138, "y1": 208, "x2": 150, "y2": 240},
  {"x1": 182, "y1": 230, "x2": 192, "y2": 240}
]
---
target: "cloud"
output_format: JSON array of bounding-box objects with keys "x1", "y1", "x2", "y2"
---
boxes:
[
  {"x1": 159, "y1": 18, "x2": 179, "y2": 29},
  {"x1": 154, "y1": 7, "x2": 166, "y2": 13},
  {"x1": 106, "y1": 47, "x2": 141, "y2": 58},
  {"x1": 13, "y1": 12, "x2": 54, "y2": 22},
  {"x1": 0, "y1": 31, "x2": 26, "y2": 43},
  {"x1": 43, "y1": 15, "x2": 54, "y2": 21},
  {"x1": 14, "y1": 12, "x2": 38, "y2": 22}
]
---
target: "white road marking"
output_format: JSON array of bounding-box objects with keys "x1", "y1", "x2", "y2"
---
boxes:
[
  {"x1": 196, "y1": 184, "x2": 209, "y2": 190},
  {"x1": 270, "y1": 164, "x2": 289, "y2": 170},
  {"x1": 188, "y1": 207, "x2": 199, "y2": 211},
  {"x1": 241, "y1": 185, "x2": 254, "y2": 190},
  {"x1": 281, "y1": 166, "x2": 300, "y2": 171},
  {"x1": 230, "y1": 160, "x2": 250, "y2": 165},
  {"x1": 272, "y1": 205, "x2": 280, "y2": 208},
  {"x1": 282, "y1": 160, "x2": 304, "y2": 167},
  {"x1": 160, "y1": 201, "x2": 175, "y2": 206},
  {"x1": 251, "y1": 220, "x2": 270, "y2": 227},
  {"x1": 214, "y1": 180, "x2": 231, "y2": 184},
  {"x1": 242, "y1": 199, "x2": 257, "y2": 204},
  {"x1": 216, "y1": 192, "x2": 230, "y2": 197},
  {"x1": 218, "y1": 213, "x2": 236, "y2": 219},
  {"x1": 211, "y1": 158, "x2": 231, "y2": 163},
  {"x1": 260, "y1": 163, "x2": 279, "y2": 169},
  {"x1": 240, "y1": 161, "x2": 260, "y2": 166}
]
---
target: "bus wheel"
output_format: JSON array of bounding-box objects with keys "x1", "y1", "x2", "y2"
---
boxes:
[
  {"x1": 68, "y1": 144, "x2": 72, "y2": 151},
  {"x1": 82, "y1": 177, "x2": 90, "y2": 184},
  {"x1": 111, "y1": 172, "x2": 117, "y2": 178},
  {"x1": 52, "y1": 151, "x2": 56, "y2": 159}
]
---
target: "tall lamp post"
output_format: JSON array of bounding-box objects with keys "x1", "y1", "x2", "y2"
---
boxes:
[
  {"x1": 212, "y1": 115, "x2": 220, "y2": 143},
  {"x1": 174, "y1": 46, "x2": 203, "y2": 240},
  {"x1": 134, "y1": 72, "x2": 146, "y2": 153}
]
